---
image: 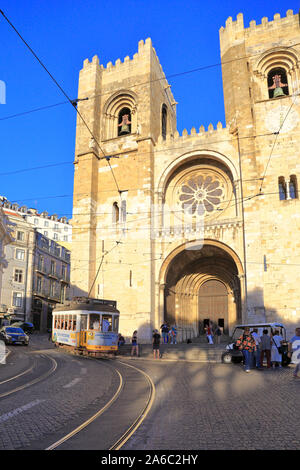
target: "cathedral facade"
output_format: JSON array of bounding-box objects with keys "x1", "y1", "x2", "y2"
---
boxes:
[{"x1": 71, "y1": 9, "x2": 300, "y2": 341}]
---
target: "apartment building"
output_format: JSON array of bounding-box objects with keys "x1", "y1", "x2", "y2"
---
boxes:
[{"x1": 0, "y1": 204, "x2": 71, "y2": 331}]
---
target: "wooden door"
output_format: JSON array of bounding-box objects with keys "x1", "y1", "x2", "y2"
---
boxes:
[{"x1": 198, "y1": 280, "x2": 228, "y2": 333}]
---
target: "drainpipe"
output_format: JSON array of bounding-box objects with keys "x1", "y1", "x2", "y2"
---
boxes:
[{"x1": 234, "y1": 127, "x2": 248, "y2": 319}]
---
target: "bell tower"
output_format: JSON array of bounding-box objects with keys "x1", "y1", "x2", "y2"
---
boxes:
[
  {"x1": 71, "y1": 38, "x2": 176, "y2": 338},
  {"x1": 219, "y1": 10, "x2": 300, "y2": 324}
]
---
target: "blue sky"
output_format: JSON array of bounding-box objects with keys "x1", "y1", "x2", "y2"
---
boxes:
[{"x1": 0, "y1": 0, "x2": 298, "y2": 218}]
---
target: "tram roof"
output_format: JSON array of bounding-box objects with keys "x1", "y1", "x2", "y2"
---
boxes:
[{"x1": 53, "y1": 297, "x2": 119, "y2": 314}]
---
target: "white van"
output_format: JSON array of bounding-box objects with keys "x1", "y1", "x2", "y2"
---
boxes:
[{"x1": 221, "y1": 322, "x2": 290, "y2": 366}]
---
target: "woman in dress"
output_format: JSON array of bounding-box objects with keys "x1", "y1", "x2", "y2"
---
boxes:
[{"x1": 271, "y1": 329, "x2": 283, "y2": 368}]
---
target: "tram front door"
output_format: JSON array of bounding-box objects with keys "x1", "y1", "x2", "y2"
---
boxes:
[{"x1": 79, "y1": 315, "x2": 88, "y2": 348}]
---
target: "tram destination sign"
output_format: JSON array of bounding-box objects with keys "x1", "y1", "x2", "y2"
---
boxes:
[{"x1": 73, "y1": 297, "x2": 117, "y2": 309}]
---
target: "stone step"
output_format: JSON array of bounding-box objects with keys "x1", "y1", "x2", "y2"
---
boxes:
[{"x1": 117, "y1": 342, "x2": 226, "y2": 362}]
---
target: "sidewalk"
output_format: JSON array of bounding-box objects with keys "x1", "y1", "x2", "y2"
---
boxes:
[
  {"x1": 118, "y1": 340, "x2": 227, "y2": 362},
  {"x1": 30, "y1": 334, "x2": 227, "y2": 363}
]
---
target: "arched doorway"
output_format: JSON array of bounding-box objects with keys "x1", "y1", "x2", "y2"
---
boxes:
[
  {"x1": 161, "y1": 241, "x2": 243, "y2": 340},
  {"x1": 198, "y1": 280, "x2": 228, "y2": 334}
]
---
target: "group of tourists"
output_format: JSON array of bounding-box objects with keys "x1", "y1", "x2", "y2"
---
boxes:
[
  {"x1": 128, "y1": 323, "x2": 300, "y2": 377},
  {"x1": 160, "y1": 321, "x2": 177, "y2": 344},
  {"x1": 236, "y1": 326, "x2": 300, "y2": 376}
]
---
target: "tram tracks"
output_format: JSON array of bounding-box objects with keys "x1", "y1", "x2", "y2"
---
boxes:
[
  {"x1": 46, "y1": 359, "x2": 155, "y2": 450},
  {"x1": 0, "y1": 353, "x2": 58, "y2": 399},
  {"x1": 109, "y1": 360, "x2": 155, "y2": 450}
]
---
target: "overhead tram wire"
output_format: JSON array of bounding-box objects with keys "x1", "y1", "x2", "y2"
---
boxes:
[
  {"x1": 1, "y1": 41, "x2": 300, "y2": 124},
  {"x1": 259, "y1": 93, "x2": 299, "y2": 194},
  {"x1": 2, "y1": 9, "x2": 298, "y2": 211},
  {"x1": 0, "y1": 100, "x2": 70, "y2": 121},
  {"x1": 2, "y1": 189, "x2": 286, "y2": 230},
  {"x1": 87, "y1": 241, "x2": 122, "y2": 297},
  {"x1": 0, "y1": 8, "x2": 122, "y2": 196},
  {"x1": 0, "y1": 127, "x2": 292, "y2": 178}
]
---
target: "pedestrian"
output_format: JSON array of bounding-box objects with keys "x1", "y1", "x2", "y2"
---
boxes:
[
  {"x1": 260, "y1": 329, "x2": 272, "y2": 368},
  {"x1": 160, "y1": 321, "x2": 169, "y2": 344},
  {"x1": 235, "y1": 327, "x2": 256, "y2": 372},
  {"x1": 251, "y1": 328, "x2": 261, "y2": 368},
  {"x1": 271, "y1": 329, "x2": 283, "y2": 368},
  {"x1": 214, "y1": 325, "x2": 222, "y2": 344},
  {"x1": 170, "y1": 323, "x2": 177, "y2": 344},
  {"x1": 288, "y1": 327, "x2": 300, "y2": 378},
  {"x1": 152, "y1": 329, "x2": 161, "y2": 359},
  {"x1": 118, "y1": 333, "x2": 125, "y2": 347},
  {"x1": 205, "y1": 321, "x2": 214, "y2": 344},
  {"x1": 131, "y1": 330, "x2": 139, "y2": 357}
]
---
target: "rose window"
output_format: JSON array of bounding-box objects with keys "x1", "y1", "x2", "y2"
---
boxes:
[{"x1": 176, "y1": 172, "x2": 227, "y2": 218}]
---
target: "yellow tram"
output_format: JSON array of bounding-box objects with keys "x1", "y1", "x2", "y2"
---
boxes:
[{"x1": 52, "y1": 297, "x2": 120, "y2": 356}]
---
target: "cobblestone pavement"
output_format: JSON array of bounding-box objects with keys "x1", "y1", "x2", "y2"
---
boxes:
[
  {"x1": 122, "y1": 360, "x2": 300, "y2": 450},
  {"x1": 1, "y1": 335, "x2": 299, "y2": 450},
  {"x1": 0, "y1": 335, "x2": 119, "y2": 450}
]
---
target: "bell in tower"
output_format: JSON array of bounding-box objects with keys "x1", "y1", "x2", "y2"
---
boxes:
[
  {"x1": 268, "y1": 71, "x2": 288, "y2": 98},
  {"x1": 118, "y1": 107, "x2": 132, "y2": 135}
]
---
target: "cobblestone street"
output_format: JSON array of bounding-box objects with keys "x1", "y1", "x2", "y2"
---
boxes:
[
  {"x1": 123, "y1": 360, "x2": 300, "y2": 450},
  {"x1": 0, "y1": 335, "x2": 299, "y2": 450}
]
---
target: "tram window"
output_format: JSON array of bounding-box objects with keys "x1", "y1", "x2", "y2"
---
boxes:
[
  {"x1": 68, "y1": 318, "x2": 72, "y2": 330},
  {"x1": 72, "y1": 315, "x2": 77, "y2": 331},
  {"x1": 113, "y1": 316, "x2": 119, "y2": 332},
  {"x1": 102, "y1": 316, "x2": 112, "y2": 332},
  {"x1": 80, "y1": 315, "x2": 88, "y2": 331},
  {"x1": 89, "y1": 313, "x2": 100, "y2": 330}
]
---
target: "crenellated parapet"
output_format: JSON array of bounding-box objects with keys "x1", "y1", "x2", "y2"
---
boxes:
[
  {"x1": 156, "y1": 121, "x2": 230, "y2": 148},
  {"x1": 81, "y1": 38, "x2": 161, "y2": 73},
  {"x1": 80, "y1": 37, "x2": 175, "y2": 106},
  {"x1": 220, "y1": 10, "x2": 297, "y2": 54}
]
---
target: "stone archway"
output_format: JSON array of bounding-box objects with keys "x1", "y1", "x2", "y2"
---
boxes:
[{"x1": 160, "y1": 240, "x2": 243, "y2": 340}]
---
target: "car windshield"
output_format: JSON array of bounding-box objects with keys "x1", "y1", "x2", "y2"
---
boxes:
[
  {"x1": 6, "y1": 327, "x2": 23, "y2": 333},
  {"x1": 231, "y1": 328, "x2": 245, "y2": 341}
]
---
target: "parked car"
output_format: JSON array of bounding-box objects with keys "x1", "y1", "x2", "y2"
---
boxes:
[
  {"x1": 10, "y1": 321, "x2": 34, "y2": 334},
  {"x1": 221, "y1": 322, "x2": 290, "y2": 366},
  {"x1": 0, "y1": 326, "x2": 29, "y2": 346}
]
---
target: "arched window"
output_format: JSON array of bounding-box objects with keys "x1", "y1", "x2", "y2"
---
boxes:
[
  {"x1": 118, "y1": 107, "x2": 131, "y2": 136},
  {"x1": 278, "y1": 176, "x2": 287, "y2": 200},
  {"x1": 162, "y1": 104, "x2": 167, "y2": 140},
  {"x1": 268, "y1": 67, "x2": 289, "y2": 99},
  {"x1": 112, "y1": 202, "x2": 119, "y2": 223},
  {"x1": 289, "y1": 175, "x2": 298, "y2": 199}
]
